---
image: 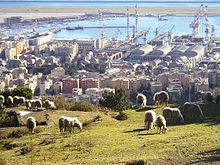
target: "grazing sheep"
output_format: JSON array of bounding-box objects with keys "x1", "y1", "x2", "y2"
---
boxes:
[
  {"x1": 62, "y1": 117, "x2": 83, "y2": 133},
  {"x1": 26, "y1": 116, "x2": 36, "y2": 134},
  {"x1": 18, "y1": 96, "x2": 26, "y2": 105},
  {"x1": 204, "y1": 92, "x2": 213, "y2": 103},
  {"x1": 31, "y1": 99, "x2": 42, "y2": 110},
  {"x1": 0, "y1": 95, "x2": 5, "y2": 104},
  {"x1": 136, "y1": 93, "x2": 147, "y2": 107},
  {"x1": 13, "y1": 96, "x2": 19, "y2": 106},
  {"x1": 182, "y1": 102, "x2": 204, "y2": 121},
  {"x1": 156, "y1": 115, "x2": 168, "y2": 134},
  {"x1": 144, "y1": 110, "x2": 157, "y2": 130},
  {"x1": 44, "y1": 100, "x2": 56, "y2": 110},
  {"x1": 153, "y1": 91, "x2": 169, "y2": 106},
  {"x1": 7, "y1": 96, "x2": 13, "y2": 107},
  {"x1": 72, "y1": 117, "x2": 83, "y2": 131},
  {"x1": 163, "y1": 107, "x2": 184, "y2": 124},
  {"x1": 58, "y1": 116, "x2": 66, "y2": 133},
  {"x1": 216, "y1": 95, "x2": 220, "y2": 105},
  {"x1": 25, "y1": 100, "x2": 32, "y2": 110}
]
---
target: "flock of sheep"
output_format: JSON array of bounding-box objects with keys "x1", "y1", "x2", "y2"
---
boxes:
[
  {"x1": 0, "y1": 91, "x2": 207, "y2": 135},
  {"x1": 0, "y1": 95, "x2": 83, "y2": 134},
  {"x1": 137, "y1": 91, "x2": 204, "y2": 134},
  {"x1": 26, "y1": 115, "x2": 83, "y2": 134}
]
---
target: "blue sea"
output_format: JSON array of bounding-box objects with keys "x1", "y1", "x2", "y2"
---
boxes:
[
  {"x1": 10, "y1": 16, "x2": 220, "y2": 41},
  {"x1": 0, "y1": 0, "x2": 220, "y2": 7}
]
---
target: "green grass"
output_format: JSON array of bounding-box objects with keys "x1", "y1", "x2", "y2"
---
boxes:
[{"x1": 0, "y1": 104, "x2": 220, "y2": 165}]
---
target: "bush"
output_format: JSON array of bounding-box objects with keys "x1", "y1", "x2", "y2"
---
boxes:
[
  {"x1": 0, "y1": 105, "x2": 7, "y2": 127},
  {"x1": 114, "y1": 112, "x2": 128, "y2": 121},
  {"x1": 99, "y1": 88, "x2": 131, "y2": 112},
  {"x1": 20, "y1": 145, "x2": 33, "y2": 155}
]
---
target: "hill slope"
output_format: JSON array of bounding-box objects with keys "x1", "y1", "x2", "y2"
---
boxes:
[{"x1": 0, "y1": 104, "x2": 220, "y2": 164}]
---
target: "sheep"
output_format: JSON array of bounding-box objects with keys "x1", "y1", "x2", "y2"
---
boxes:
[
  {"x1": 72, "y1": 117, "x2": 83, "y2": 131},
  {"x1": 156, "y1": 115, "x2": 168, "y2": 134},
  {"x1": 13, "y1": 96, "x2": 19, "y2": 106},
  {"x1": 62, "y1": 117, "x2": 83, "y2": 133},
  {"x1": 26, "y1": 116, "x2": 36, "y2": 134},
  {"x1": 58, "y1": 116, "x2": 66, "y2": 133},
  {"x1": 25, "y1": 100, "x2": 32, "y2": 110},
  {"x1": 153, "y1": 91, "x2": 169, "y2": 106},
  {"x1": 204, "y1": 92, "x2": 213, "y2": 103},
  {"x1": 144, "y1": 110, "x2": 157, "y2": 130},
  {"x1": 7, "y1": 96, "x2": 13, "y2": 107},
  {"x1": 31, "y1": 99, "x2": 42, "y2": 110},
  {"x1": 18, "y1": 96, "x2": 26, "y2": 105},
  {"x1": 163, "y1": 107, "x2": 184, "y2": 124},
  {"x1": 216, "y1": 95, "x2": 220, "y2": 105},
  {"x1": 0, "y1": 95, "x2": 5, "y2": 105},
  {"x1": 182, "y1": 102, "x2": 204, "y2": 121},
  {"x1": 136, "y1": 93, "x2": 147, "y2": 107},
  {"x1": 44, "y1": 100, "x2": 56, "y2": 110}
]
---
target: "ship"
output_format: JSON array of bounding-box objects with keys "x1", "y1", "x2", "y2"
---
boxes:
[
  {"x1": 158, "y1": 16, "x2": 168, "y2": 21},
  {"x1": 49, "y1": 28, "x2": 61, "y2": 33},
  {"x1": 66, "y1": 26, "x2": 84, "y2": 30}
]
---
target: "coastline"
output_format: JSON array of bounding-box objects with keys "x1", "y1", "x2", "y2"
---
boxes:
[{"x1": 0, "y1": 6, "x2": 220, "y2": 19}]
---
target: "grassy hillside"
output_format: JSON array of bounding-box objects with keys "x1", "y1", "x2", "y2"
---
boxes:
[{"x1": 0, "y1": 104, "x2": 220, "y2": 165}]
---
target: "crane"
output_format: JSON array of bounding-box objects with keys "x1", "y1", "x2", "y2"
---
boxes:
[
  {"x1": 142, "y1": 27, "x2": 151, "y2": 44},
  {"x1": 189, "y1": 4, "x2": 205, "y2": 38},
  {"x1": 154, "y1": 24, "x2": 166, "y2": 38}
]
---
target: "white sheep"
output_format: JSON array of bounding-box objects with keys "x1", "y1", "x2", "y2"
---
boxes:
[
  {"x1": 44, "y1": 100, "x2": 56, "y2": 110},
  {"x1": 62, "y1": 117, "x2": 83, "y2": 133},
  {"x1": 163, "y1": 107, "x2": 184, "y2": 123},
  {"x1": 58, "y1": 116, "x2": 66, "y2": 133},
  {"x1": 0, "y1": 95, "x2": 5, "y2": 105},
  {"x1": 153, "y1": 91, "x2": 169, "y2": 106},
  {"x1": 136, "y1": 93, "x2": 147, "y2": 107},
  {"x1": 156, "y1": 115, "x2": 168, "y2": 134},
  {"x1": 144, "y1": 110, "x2": 157, "y2": 130},
  {"x1": 26, "y1": 116, "x2": 36, "y2": 134}
]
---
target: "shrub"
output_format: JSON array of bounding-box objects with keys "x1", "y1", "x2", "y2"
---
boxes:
[
  {"x1": 0, "y1": 105, "x2": 8, "y2": 127},
  {"x1": 99, "y1": 88, "x2": 131, "y2": 112},
  {"x1": 20, "y1": 145, "x2": 34, "y2": 155}
]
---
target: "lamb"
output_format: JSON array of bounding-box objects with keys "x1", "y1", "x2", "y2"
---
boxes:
[
  {"x1": 144, "y1": 110, "x2": 157, "y2": 130},
  {"x1": 25, "y1": 100, "x2": 32, "y2": 110},
  {"x1": 182, "y1": 102, "x2": 204, "y2": 121},
  {"x1": 26, "y1": 116, "x2": 37, "y2": 134},
  {"x1": 136, "y1": 93, "x2": 147, "y2": 107},
  {"x1": 44, "y1": 100, "x2": 56, "y2": 110},
  {"x1": 153, "y1": 91, "x2": 169, "y2": 106},
  {"x1": 156, "y1": 115, "x2": 168, "y2": 134},
  {"x1": 7, "y1": 96, "x2": 13, "y2": 107},
  {"x1": 163, "y1": 107, "x2": 184, "y2": 124},
  {"x1": 0, "y1": 95, "x2": 5, "y2": 105}
]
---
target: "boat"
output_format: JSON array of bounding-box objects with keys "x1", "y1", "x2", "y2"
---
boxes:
[
  {"x1": 158, "y1": 16, "x2": 168, "y2": 21},
  {"x1": 66, "y1": 26, "x2": 84, "y2": 30},
  {"x1": 49, "y1": 28, "x2": 61, "y2": 33}
]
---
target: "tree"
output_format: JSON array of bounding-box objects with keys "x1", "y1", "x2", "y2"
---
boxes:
[
  {"x1": 99, "y1": 88, "x2": 131, "y2": 112},
  {"x1": 0, "y1": 87, "x2": 33, "y2": 101},
  {"x1": 12, "y1": 87, "x2": 33, "y2": 99}
]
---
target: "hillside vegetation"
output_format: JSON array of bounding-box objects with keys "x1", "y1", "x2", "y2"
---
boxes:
[{"x1": 0, "y1": 103, "x2": 219, "y2": 165}]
